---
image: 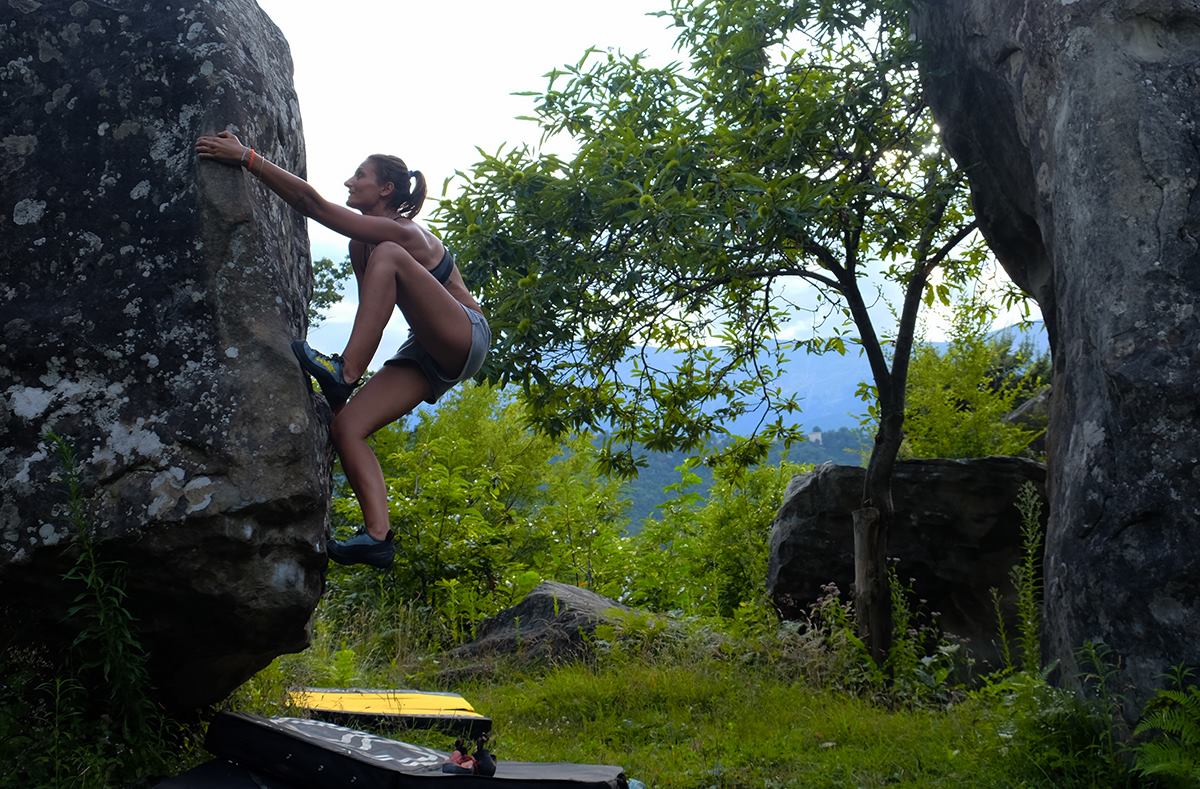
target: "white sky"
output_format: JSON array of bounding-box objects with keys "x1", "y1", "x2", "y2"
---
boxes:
[
  {"x1": 254, "y1": 0, "x2": 682, "y2": 368},
  {"x1": 254, "y1": 0, "x2": 1038, "y2": 369}
]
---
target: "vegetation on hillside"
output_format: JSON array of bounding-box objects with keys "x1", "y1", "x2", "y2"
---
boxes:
[
  {"x1": 623, "y1": 425, "x2": 868, "y2": 526},
  {"x1": 885, "y1": 298, "x2": 1048, "y2": 460}
]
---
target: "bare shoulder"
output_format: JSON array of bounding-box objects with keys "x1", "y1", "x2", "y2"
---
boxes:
[{"x1": 393, "y1": 217, "x2": 444, "y2": 262}]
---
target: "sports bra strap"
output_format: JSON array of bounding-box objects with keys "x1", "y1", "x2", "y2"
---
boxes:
[{"x1": 428, "y1": 249, "x2": 454, "y2": 284}]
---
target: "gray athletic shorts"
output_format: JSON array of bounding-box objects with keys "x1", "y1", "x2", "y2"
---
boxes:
[{"x1": 384, "y1": 305, "x2": 491, "y2": 404}]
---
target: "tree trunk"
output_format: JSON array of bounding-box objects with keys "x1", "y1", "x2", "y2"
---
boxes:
[
  {"x1": 855, "y1": 410, "x2": 904, "y2": 665},
  {"x1": 853, "y1": 506, "x2": 890, "y2": 664}
]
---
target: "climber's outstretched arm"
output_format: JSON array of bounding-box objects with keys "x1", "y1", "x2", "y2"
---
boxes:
[{"x1": 195, "y1": 130, "x2": 420, "y2": 248}]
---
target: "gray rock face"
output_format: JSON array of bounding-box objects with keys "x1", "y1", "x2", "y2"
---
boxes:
[
  {"x1": 912, "y1": 1, "x2": 1200, "y2": 709},
  {"x1": 0, "y1": 0, "x2": 329, "y2": 708},
  {"x1": 448, "y1": 582, "x2": 630, "y2": 665},
  {"x1": 768, "y1": 459, "x2": 1046, "y2": 664}
]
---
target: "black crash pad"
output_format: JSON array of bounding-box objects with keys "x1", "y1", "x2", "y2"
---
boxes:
[
  {"x1": 186, "y1": 711, "x2": 628, "y2": 788},
  {"x1": 153, "y1": 757, "x2": 303, "y2": 788}
]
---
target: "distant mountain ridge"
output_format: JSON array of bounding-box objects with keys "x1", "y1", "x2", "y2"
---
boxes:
[
  {"x1": 618, "y1": 320, "x2": 1048, "y2": 526},
  {"x1": 627, "y1": 321, "x2": 1048, "y2": 435}
]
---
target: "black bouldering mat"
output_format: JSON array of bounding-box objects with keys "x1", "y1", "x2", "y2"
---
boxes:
[
  {"x1": 153, "y1": 757, "x2": 304, "y2": 788},
  {"x1": 196, "y1": 711, "x2": 628, "y2": 788}
]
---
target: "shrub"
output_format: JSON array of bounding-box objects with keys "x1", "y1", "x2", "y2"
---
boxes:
[
  {"x1": 900, "y1": 298, "x2": 1046, "y2": 459},
  {"x1": 325, "y1": 383, "x2": 629, "y2": 648},
  {"x1": 625, "y1": 459, "x2": 803, "y2": 618}
]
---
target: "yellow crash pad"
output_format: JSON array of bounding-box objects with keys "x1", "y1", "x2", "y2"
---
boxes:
[{"x1": 288, "y1": 688, "x2": 490, "y2": 736}]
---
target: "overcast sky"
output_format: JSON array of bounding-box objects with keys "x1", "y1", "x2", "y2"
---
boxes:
[{"x1": 254, "y1": 0, "x2": 682, "y2": 367}]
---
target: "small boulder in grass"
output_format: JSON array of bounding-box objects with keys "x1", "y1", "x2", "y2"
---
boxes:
[{"x1": 447, "y1": 581, "x2": 631, "y2": 666}]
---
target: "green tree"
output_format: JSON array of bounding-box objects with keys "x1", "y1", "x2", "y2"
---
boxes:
[
  {"x1": 628, "y1": 459, "x2": 803, "y2": 618},
  {"x1": 898, "y1": 300, "x2": 1045, "y2": 459},
  {"x1": 327, "y1": 382, "x2": 629, "y2": 641},
  {"x1": 307, "y1": 255, "x2": 349, "y2": 327},
  {"x1": 439, "y1": 0, "x2": 985, "y2": 660}
]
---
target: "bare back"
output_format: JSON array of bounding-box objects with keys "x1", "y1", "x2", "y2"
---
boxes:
[{"x1": 349, "y1": 219, "x2": 482, "y2": 315}]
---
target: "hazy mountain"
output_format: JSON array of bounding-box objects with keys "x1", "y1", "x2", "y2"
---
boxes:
[
  {"x1": 644, "y1": 320, "x2": 1049, "y2": 435},
  {"x1": 617, "y1": 320, "x2": 1049, "y2": 526}
]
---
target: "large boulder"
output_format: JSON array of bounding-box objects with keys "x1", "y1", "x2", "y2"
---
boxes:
[
  {"x1": 912, "y1": 1, "x2": 1200, "y2": 710},
  {"x1": 0, "y1": 0, "x2": 328, "y2": 708},
  {"x1": 768, "y1": 458, "x2": 1046, "y2": 664}
]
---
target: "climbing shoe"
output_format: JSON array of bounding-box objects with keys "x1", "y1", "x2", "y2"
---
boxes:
[
  {"x1": 472, "y1": 736, "x2": 497, "y2": 777},
  {"x1": 291, "y1": 340, "x2": 359, "y2": 410},
  {"x1": 326, "y1": 529, "x2": 395, "y2": 569},
  {"x1": 441, "y1": 736, "x2": 496, "y2": 776}
]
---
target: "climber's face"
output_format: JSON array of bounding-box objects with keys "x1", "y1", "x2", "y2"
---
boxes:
[{"x1": 344, "y1": 160, "x2": 393, "y2": 212}]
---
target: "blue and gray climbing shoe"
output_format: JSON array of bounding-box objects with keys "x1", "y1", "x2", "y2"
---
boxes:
[
  {"x1": 291, "y1": 340, "x2": 359, "y2": 410},
  {"x1": 326, "y1": 529, "x2": 395, "y2": 569}
]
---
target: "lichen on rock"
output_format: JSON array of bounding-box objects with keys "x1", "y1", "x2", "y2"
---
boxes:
[{"x1": 0, "y1": 0, "x2": 331, "y2": 709}]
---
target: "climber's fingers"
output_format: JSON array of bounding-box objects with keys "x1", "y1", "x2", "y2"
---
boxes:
[{"x1": 195, "y1": 129, "x2": 245, "y2": 163}]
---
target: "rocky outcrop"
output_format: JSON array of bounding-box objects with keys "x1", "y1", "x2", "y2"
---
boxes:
[
  {"x1": 912, "y1": 1, "x2": 1200, "y2": 710},
  {"x1": 768, "y1": 459, "x2": 1046, "y2": 664},
  {"x1": 0, "y1": 1, "x2": 328, "y2": 708},
  {"x1": 447, "y1": 582, "x2": 631, "y2": 666}
]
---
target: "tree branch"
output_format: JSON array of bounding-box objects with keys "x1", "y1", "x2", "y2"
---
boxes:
[{"x1": 891, "y1": 218, "x2": 979, "y2": 392}]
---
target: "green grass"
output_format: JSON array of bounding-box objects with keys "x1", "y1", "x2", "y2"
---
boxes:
[
  {"x1": 460, "y1": 661, "x2": 993, "y2": 788},
  {"x1": 289, "y1": 654, "x2": 1125, "y2": 789},
  {"x1": 223, "y1": 587, "x2": 1136, "y2": 789}
]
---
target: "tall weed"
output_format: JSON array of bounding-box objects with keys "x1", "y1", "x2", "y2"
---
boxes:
[
  {"x1": 1013, "y1": 481, "x2": 1045, "y2": 673},
  {"x1": 51, "y1": 435, "x2": 157, "y2": 736},
  {"x1": 968, "y1": 483, "x2": 1130, "y2": 785},
  {"x1": 0, "y1": 434, "x2": 197, "y2": 788},
  {"x1": 989, "y1": 480, "x2": 1045, "y2": 676}
]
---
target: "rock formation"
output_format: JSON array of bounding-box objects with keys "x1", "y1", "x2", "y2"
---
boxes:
[
  {"x1": 912, "y1": 1, "x2": 1200, "y2": 710},
  {"x1": 0, "y1": 0, "x2": 328, "y2": 708},
  {"x1": 447, "y1": 581, "x2": 632, "y2": 667},
  {"x1": 768, "y1": 459, "x2": 1046, "y2": 664}
]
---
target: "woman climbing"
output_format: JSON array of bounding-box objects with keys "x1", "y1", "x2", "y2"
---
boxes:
[{"x1": 195, "y1": 130, "x2": 490, "y2": 569}]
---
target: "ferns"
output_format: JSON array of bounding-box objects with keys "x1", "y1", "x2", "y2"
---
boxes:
[{"x1": 1134, "y1": 666, "x2": 1200, "y2": 782}]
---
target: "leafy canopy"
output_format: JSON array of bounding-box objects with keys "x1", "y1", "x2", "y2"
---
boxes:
[{"x1": 437, "y1": 0, "x2": 985, "y2": 475}]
